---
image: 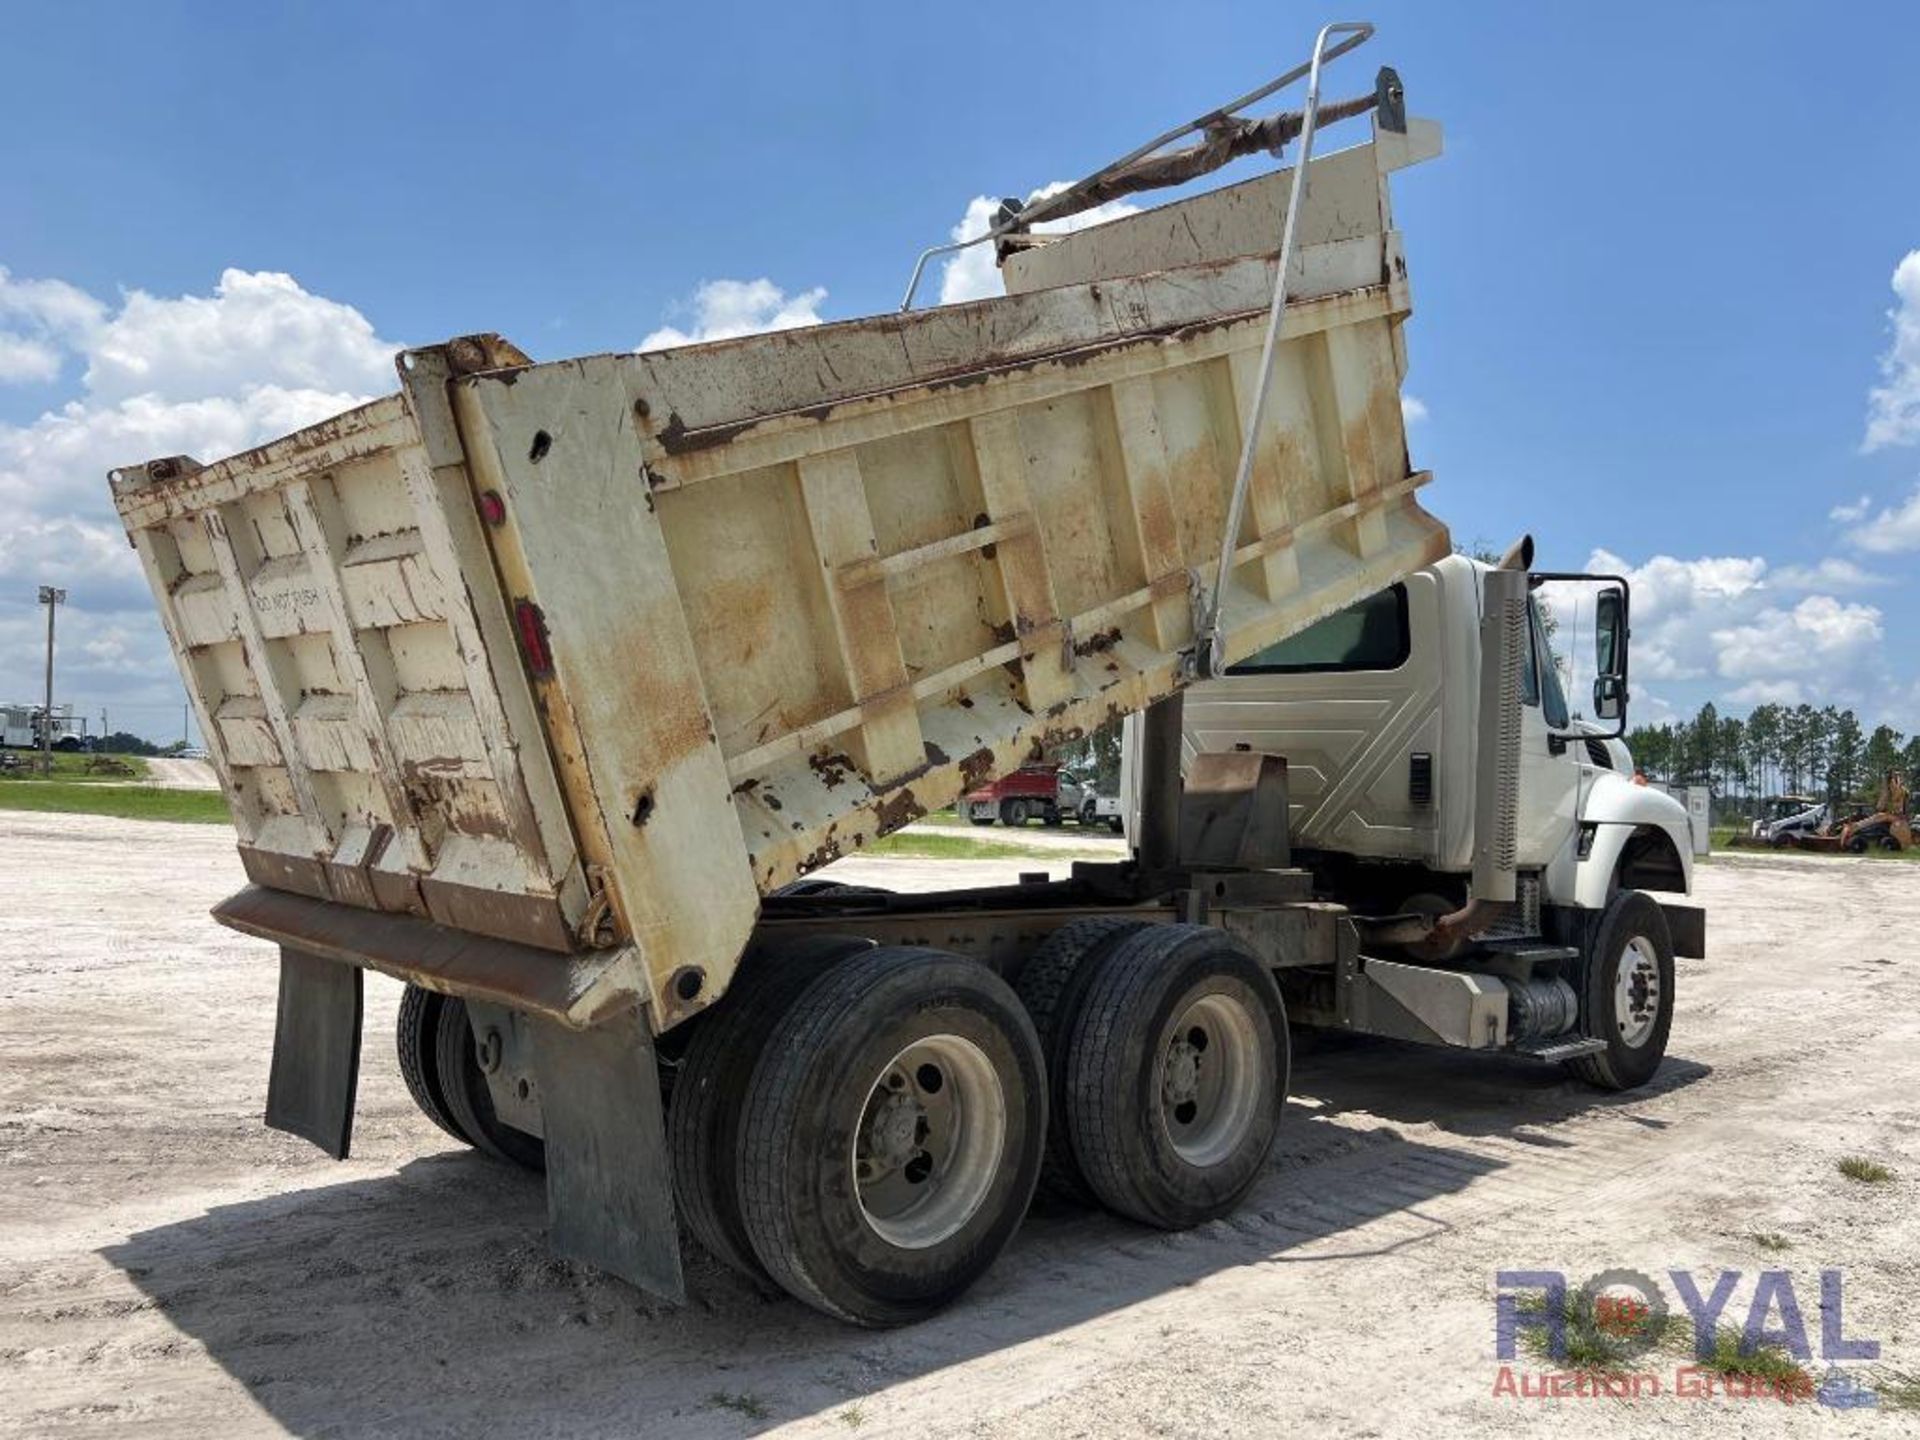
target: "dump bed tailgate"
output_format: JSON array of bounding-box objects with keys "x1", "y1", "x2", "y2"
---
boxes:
[{"x1": 109, "y1": 364, "x2": 591, "y2": 954}]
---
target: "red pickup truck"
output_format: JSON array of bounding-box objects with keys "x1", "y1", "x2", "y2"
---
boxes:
[{"x1": 963, "y1": 765, "x2": 1118, "y2": 829}]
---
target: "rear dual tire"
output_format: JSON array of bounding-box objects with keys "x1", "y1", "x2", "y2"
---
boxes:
[
  {"x1": 667, "y1": 934, "x2": 874, "y2": 1280},
  {"x1": 736, "y1": 947, "x2": 1046, "y2": 1326},
  {"x1": 1060, "y1": 925, "x2": 1288, "y2": 1228},
  {"x1": 395, "y1": 985, "x2": 544, "y2": 1171}
]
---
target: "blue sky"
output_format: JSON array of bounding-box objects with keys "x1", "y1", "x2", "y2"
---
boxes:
[{"x1": 2, "y1": 1, "x2": 1918, "y2": 741}]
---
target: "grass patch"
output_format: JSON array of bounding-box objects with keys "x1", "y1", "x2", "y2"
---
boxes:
[
  {"x1": 1751, "y1": 1231, "x2": 1793, "y2": 1252},
  {"x1": 838, "y1": 1404, "x2": 867, "y2": 1428},
  {"x1": 1838, "y1": 1156, "x2": 1896, "y2": 1184},
  {"x1": 0, "y1": 781, "x2": 230, "y2": 825},
  {"x1": 0, "y1": 750, "x2": 150, "y2": 783},
  {"x1": 1513, "y1": 1292, "x2": 1643, "y2": 1376},
  {"x1": 1876, "y1": 1370, "x2": 1920, "y2": 1411},
  {"x1": 1688, "y1": 1325, "x2": 1815, "y2": 1397},
  {"x1": 707, "y1": 1391, "x2": 770, "y2": 1421},
  {"x1": 1515, "y1": 1291, "x2": 1815, "y2": 1397},
  {"x1": 862, "y1": 831, "x2": 1107, "y2": 862}
]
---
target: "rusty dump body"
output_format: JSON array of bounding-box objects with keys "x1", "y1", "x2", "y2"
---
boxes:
[{"x1": 109, "y1": 112, "x2": 1447, "y2": 1038}]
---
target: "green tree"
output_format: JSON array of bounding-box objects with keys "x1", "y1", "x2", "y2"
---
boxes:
[
  {"x1": 1864, "y1": 723, "x2": 1905, "y2": 793},
  {"x1": 1827, "y1": 709, "x2": 1864, "y2": 804}
]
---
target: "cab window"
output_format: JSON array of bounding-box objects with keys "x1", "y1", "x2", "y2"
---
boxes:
[
  {"x1": 1228, "y1": 585, "x2": 1410, "y2": 674},
  {"x1": 1528, "y1": 596, "x2": 1570, "y2": 729}
]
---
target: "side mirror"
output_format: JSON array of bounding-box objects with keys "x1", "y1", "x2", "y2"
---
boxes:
[
  {"x1": 1591, "y1": 585, "x2": 1627, "y2": 723},
  {"x1": 1593, "y1": 673, "x2": 1626, "y2": 721},
  {"x1": 1594, "y1": 586, "x2": 1623, "y2": 675}
]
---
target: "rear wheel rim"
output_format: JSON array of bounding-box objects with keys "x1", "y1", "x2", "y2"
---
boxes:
[
  {"x1": 1158, "y1": 992, "x2": 1260, "y2": 1167},
  {"x1": 1615, "y1": 937, "x2": 1662, "y2": 1048},
  {"x1": 853, "y1": 1033, "x2": 1006, "y2": 1249}
]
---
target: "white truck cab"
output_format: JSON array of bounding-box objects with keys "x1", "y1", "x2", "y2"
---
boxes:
[
  {"x1": 1125, "y1": 543, "x2": 1702, "y2": 1091},
  {"x1": 1174, "y1": 550, "x2": 1694, "y2": 915}
]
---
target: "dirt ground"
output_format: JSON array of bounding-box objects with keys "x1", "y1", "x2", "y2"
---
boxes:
[
  {"x1": 2, "y1": 810, "x2": 1916, "y2": 1438},
  {"x1": 138, "y1": 759, "x2": 219, "y2": 791}
]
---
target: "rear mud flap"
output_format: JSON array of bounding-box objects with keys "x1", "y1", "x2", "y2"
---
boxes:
[
  {"x1": 265, "y1": 947, "x2": 364, "y2": 1159},
  {"x1": 533, "y1": 1005, "x2": 685, "y2": 1303}
]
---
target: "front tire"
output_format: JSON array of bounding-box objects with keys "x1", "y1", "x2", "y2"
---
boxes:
[
  {"x1": 1063, "y1": 925, "x2": 1287, "y2": 1229},
  {"x1": 1567, "y1": 890, "x2": 1675, "y2": 1091},
  {"x1": 737, "y1": 948, "x2": 1045, "y2": 1326}
]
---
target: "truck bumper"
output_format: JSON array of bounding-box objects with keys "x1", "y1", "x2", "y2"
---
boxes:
[
  {"x1": 217, "y1": 885, "x2": 684, "y2": 1302},
  {"x1": 1660, "y1": 902, "x2": 1706, "y2": 959}
]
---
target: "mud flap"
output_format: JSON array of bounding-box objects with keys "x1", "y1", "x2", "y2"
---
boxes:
[
  {"x1": 532, "y1": 1004, "x2": 685, "y2": 1303},
  {"x1": 264, "y1": 946, "x2": 364, "y2": 1159}
]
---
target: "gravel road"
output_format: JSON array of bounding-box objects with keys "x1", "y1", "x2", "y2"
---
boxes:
[{"x1": 1, "y1": 811, "x2": 1915, "y2": 1437}]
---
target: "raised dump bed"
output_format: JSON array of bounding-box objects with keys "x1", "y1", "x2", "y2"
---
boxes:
[{"x1": 110, "y1": 124, "x2": 1445, "y2": 1032}]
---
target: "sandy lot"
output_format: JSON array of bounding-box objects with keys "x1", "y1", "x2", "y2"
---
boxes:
[
  {"x1": 2, "y1": 811, "x2": 1916, "y2": 1437},
  {"x1": 138, "y1": 759, "x2": 219, "y2": 792}
]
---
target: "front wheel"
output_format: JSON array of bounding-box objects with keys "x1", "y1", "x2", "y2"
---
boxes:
[
  {"x1": 737, "y1": 948, "x2": 1045, "y2": 1326},
  {"x1": 1566, "y1": 890, "x2": 1675, "y2": 1091}
]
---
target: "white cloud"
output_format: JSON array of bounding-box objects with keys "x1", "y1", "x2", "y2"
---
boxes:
[
  {"x1": 1726, "y1": 679, "x2": 1806, "y2": 707},
  {"x1": 1769, "y1": 556, "x2": 1890, "y2": 589},
  {"x1": 0, "y1": 264, "x2": 108, "y2": 385},
  {"x1": 0, "y1": 265, "x2": 106, "y2": 343},
  {"x1": 0, "y1": 333, "x2": 63, "y2": 384},
  {"x1": 83, "y1": 268, "x2": 393, "y2": 405},
  {"x1": 0, "y1": 266, "x2": 398, "y2": 730},
  {"x1": 1844, "y1": 480, "x2": 1920, "y2": 554},
  {"x1": 638, "y1": 278, "x2": 828, "y2": 351},
  {"x1": 1863, "y1": 250, "x2": 1920, "y2": 451},
  {"x1": 1401, "y1": 395, "x2": 1428, "y2": 425},
  {"x1": 1586, "y1": 546, "x2": 1886, "y2": 700},
  {"x1": 1829, "y1": 494, "x2": 1872, "y2": 523},
  {"x1": 939, "y1": 183, "x2": 1143, "y2": 306},
  {"x1": 1710, "y1": 594, "x2": 1883, "y2": 681}
]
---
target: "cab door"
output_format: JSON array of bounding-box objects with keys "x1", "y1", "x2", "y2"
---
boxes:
[{"x1": 1515, "y1": 595, "x2": 1583, "y2": 867}]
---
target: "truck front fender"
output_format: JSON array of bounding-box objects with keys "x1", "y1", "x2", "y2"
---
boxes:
[{"x1": 1573, "y1": 775, "x2": 1694, "y2": 910}]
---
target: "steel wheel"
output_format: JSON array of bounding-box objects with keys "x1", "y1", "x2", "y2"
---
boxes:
[
  {"x1": 1567, "y1": 890, "x2": 1675, "y2": 1092},
  {"x1": 1160, "y1": 992, "x2": 1262, "y2": 1167},
  {"x1": 853, "y1": 1034, "x2": 1005, "y2": 1249},
  {"x1": 1613, "y1": 937, "x2": 1662, "y2": 1049}
]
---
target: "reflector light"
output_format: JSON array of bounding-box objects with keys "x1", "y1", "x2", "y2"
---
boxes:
[{"x1": 514, "y1": 599, "x2": 554, "y2": 678}]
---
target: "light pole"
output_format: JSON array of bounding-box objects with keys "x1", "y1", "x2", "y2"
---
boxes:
[{"x1": 38, "y1": 585, "x2": 65, "y2": 776}]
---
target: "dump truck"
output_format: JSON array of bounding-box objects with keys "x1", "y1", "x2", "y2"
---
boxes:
[{"x1": 109, "y1": 35, "x2": 1697, "y2": 1327}]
